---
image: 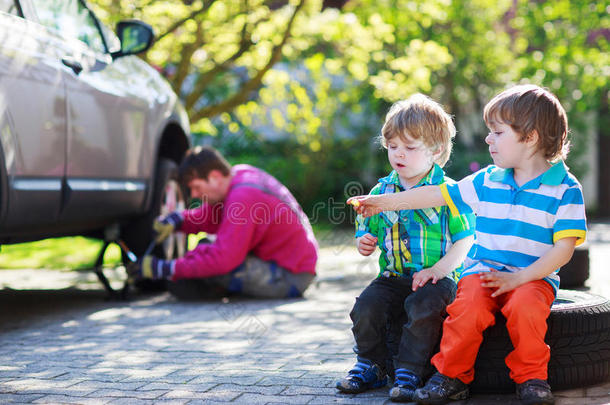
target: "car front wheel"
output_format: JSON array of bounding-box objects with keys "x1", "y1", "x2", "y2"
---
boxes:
[{"x1": 121, "y1": 158, "x2": 188, "y2": 290}]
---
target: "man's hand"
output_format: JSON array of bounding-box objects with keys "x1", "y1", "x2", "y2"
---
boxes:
[
  {"x1": 153, "y1": 211, "x2": 183, "y2": 243},
  {"x1": 128, "y1": 255, "x2": 175, "y2": 280},
  {"x1": 357, "y1": 234, "x2": 378, "y2": 256},
  {"x1": 479, "y1": 269, "x2": 525, "y2": 297}
]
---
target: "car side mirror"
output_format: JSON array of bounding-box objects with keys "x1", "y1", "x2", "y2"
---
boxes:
[{"x1": 112, "y1": 20, "x2": 154, "y2": 59}]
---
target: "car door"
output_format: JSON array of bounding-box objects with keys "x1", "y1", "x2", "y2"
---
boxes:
[
  {"x1": 0, "y1": 0, "x2": 67, "y2": 235},
  {"x1": 28, "y1": 0, "x2": 149, "y2": 225}
]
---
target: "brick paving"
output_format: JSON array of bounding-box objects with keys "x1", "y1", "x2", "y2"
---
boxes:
[{"x1": 0, "y1": 224, "x2": 610, "y2": 404}]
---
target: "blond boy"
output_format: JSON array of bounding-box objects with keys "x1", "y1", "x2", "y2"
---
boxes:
[{"x1": 337, "y1": 94, "x2": 475, "y2": 402}]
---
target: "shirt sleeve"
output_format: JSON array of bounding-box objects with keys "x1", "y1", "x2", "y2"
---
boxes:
[
  {"x1": 355, "y1": 184, "x2": 382, "y2": 238},
  {"x1": 173, "y1": 191, "x2": 259, "y2": 279},
  {"x1": 447, "y1": 209, "x2": 476, "y2": 242},
  {"x1": 439, "y1": 170, "x2": 485, "y2": 217},
  {"x1": 553, "y1": 183, "x2": 587, "y2": 246},
  {"x1": 180, "y1": 204, "x2": 222, "y2": 235}
]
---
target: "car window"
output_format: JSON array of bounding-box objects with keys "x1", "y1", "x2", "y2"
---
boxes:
[
  {"x1": 31, "y1": 0, "x2": 106, "y2": 53},
  {"x1": 1, "y1": 0, "x2": 20, "y2": 15}
]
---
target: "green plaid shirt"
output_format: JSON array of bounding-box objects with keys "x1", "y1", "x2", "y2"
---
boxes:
[{"x1": 356, "y1": 164, "x2": 476, "y2": 282}]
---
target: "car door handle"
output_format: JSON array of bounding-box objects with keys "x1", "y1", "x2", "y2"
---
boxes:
[{"x1": 61, "y1": 57, "x2": 83, "y2": 75}]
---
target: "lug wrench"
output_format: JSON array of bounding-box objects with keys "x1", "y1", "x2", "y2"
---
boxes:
[
  {"x1": 117, "y1": 240, "x2": 138, "y2": 263},
  {"x1": 142, "y1": 238, "x2": 158, "y2": 257},
  {"x1": 118, "y1": 238, "x2": 159, "y2": 296}
]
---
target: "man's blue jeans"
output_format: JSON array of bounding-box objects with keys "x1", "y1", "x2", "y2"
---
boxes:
[
  {"x1": 168, "y1": 255, "x2": 314, "y2": 300},
  {"x1": 350, "y1": 274, "x2": 456, "y2": 379}
]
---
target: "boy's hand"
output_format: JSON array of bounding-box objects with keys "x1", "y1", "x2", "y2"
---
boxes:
[
  {"x1": 412, "y1": 269, "x2": 435, "y2": 291},
  {"x1": 479, "y1": 269, "x2": 524, "y2": 297},
  {"x1": 356, "y1": 234, "x2": 378, "y2": 256},
  {"x1": 412, "y1": 266, "x2": 447, "y2": 291},
  {"x1": 347, "y1": 196, "x2": 386, "y2": 217}
]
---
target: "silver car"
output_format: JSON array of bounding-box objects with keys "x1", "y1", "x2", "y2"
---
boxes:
[{"x1": 0, "y1": 0, "x2": 190, "y2": 261}]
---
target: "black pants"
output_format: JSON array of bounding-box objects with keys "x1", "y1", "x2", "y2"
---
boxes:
[{"x1": 350, "y1": 275, "x2": 456, "y2": 379}]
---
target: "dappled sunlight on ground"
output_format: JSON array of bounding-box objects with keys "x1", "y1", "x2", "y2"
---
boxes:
[{"x1": 0, "y1": 228, "x2": 610, "y2": 403}]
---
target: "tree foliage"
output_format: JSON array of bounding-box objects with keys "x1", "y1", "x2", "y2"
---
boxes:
[
  {"x1": 90, "y1": 0, "x2": 316, "y2": 126},
  {"x1": 90, "y1": 0, "x2": 608, "y2": 216}
]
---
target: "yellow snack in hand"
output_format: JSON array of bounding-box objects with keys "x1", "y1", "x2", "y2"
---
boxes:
[{"x1": 349, "y1": 199, "x2": 361, "y2": 207}]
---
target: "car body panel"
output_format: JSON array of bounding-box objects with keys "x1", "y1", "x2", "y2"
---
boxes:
[
  {"x1": 0, "y1": 1, "x2": 190, "y2": 243},
  {"x1": 0, "y1": 12, "x2": 67, "y2": 230}
]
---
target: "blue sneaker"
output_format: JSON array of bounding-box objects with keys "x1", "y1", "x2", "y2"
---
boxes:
[
  {"x1": 389, "y1": 368, "x2": 421, "y2": 402},
  {"x1": 336, "y1": 359, "x2": 388, "y2": 394}
]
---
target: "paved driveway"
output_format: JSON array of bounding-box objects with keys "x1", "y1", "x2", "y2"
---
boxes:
[{"x1": 1, "y1": 226, "x2": 610, "y2": 404}]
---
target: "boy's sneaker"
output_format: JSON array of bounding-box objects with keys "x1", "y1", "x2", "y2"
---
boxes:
[
  {"x1": 516, "y1": 379, "x2": 555, "y2": 405},
  {"x1": 336, "y1": 359, "x2": 388, "y2": 394},
  {"x1": 413, "y1": 372, "x2": 469, "y2": 405},
  {"x1": 389, "y1": 368, "x2": 421, "y2": 402}
]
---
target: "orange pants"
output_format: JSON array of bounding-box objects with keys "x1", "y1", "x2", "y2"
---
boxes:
[{"x1": 431, "y1": 274, "x2": 555, "y2": 384}]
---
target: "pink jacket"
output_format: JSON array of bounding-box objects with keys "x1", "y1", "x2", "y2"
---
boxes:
[{"x1": 173, "y1": 165, "x2": 318, "y2": 279}]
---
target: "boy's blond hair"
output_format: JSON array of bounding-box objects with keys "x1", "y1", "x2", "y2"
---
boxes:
[
  {"x1": 483, "y1": 84, "x2": 570, "y2": 162},
  {"x1": 380, "y1": 94, "x2": 456, "y2": 167}
]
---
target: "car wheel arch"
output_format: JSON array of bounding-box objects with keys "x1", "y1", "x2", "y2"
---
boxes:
[
  {"x1": 140, "y1": 121, "x2": 189, "y2": 214},
  {"x1": 157, "y1": 122, "x2": 189, "y2": 166}
]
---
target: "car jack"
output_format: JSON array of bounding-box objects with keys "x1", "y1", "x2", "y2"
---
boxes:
[{"x1": 93, "y1": 225, "x2": 135, "y2": 300}]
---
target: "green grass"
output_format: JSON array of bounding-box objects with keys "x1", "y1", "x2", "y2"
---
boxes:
[
  {"x1": 0, "y1": 226, "x2": 345, "y2": 270},
  {"x1": 0, "y1": 234, "x2": 211, "y2": 270},
  {"x1": 0, "y1": 237, "x2": 122, "y2": 270}
]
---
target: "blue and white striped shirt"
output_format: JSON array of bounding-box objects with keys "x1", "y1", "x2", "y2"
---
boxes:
[{"x1": 439, "y1": 161, "x2": 587, "y2": 293}]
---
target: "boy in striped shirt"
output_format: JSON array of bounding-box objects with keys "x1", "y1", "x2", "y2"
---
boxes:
[
  {"x1": 348, "y1": 85, "x2": 587, "y2": 405},
  {"x1": 336, "y1": 94, "x2": 475, "y2": 402}
]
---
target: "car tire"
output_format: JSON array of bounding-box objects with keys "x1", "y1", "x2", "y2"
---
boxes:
[
  {"x1": 558, "y1": 246, "x2": 590, "y2": 288},
  {"x1": 121, "y1": 158, "x2": 187, "y2": 291},
  {"x1": 471, "y1": 289, "x2": 610, "y2": 393}
]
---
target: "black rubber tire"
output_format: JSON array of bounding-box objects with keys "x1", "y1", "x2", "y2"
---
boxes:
[
  {"x1": 558, "y1": 246, "x2": 590, "y2": 288},
  {"x1": 121, "y1": 158, "x2": 187, "y2": 291},
  {"x1": 471, "y1": 289, "x2": 610, "y2": 393}
]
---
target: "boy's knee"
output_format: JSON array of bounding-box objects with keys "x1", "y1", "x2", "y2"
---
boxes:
[
  {"x1": 449, "y1": 275, "x2": 494, "y2": 311},
  {"x1": 448, "y1": 301, "x2": 495, "y2": 328},
  {"x1": 503, "y1": 295, "x2": 550, "y2": 321},
  {"x1": 446, "y1": 290, "x2": 497, "y2": 329},
  {"x1": 350, "y1": 297, "x2": 380, "y2": 323},
  {"x1": 503, "y1": 282, "x2": 554, "y2": 319},
  {"x1": 405, "y1": 290, "x2": 449, "y2": 317}
]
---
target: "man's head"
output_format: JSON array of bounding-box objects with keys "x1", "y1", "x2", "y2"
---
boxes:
[
  {"x1": 483, "y1": 84, "x2": 569, "y2": 162},
  {"x1": 380, "y1": 93, "x2": 456, "y2": 168},
  {"x1": 178, "y1": 146, "x2": 232, "y2": 204}
]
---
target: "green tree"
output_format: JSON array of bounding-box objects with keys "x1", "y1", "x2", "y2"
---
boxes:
[
  {"x1": 90, "y1": 0, "x2": 316, "y2": 130},
  {"x1": 90, "y1": 0, "x2": 607, "y2": 216},
  {"x1": 335, "y1": 0, "x2": 519, "y2": 180},
  {"x1": 513, "y1": 0, "x2": 609, "y2": 213}
]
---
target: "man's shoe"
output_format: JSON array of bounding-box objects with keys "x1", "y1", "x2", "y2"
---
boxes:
[
  {"x1": 413, "y1": 372, "x2": 469, "y2": 405},
  {"x1": 516, "y1": 379, "x2": 555, "y2": 405},
  {"x1": 336, "y1": 359, "x2": 388, "y2": 394},
  {"x1": 389, "y1": 368, "x2": 421, "y2": 402}
]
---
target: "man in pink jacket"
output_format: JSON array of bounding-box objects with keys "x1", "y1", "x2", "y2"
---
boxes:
[{"x1": 132, "y1": 146, "x2": 318, "y2": 299}]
